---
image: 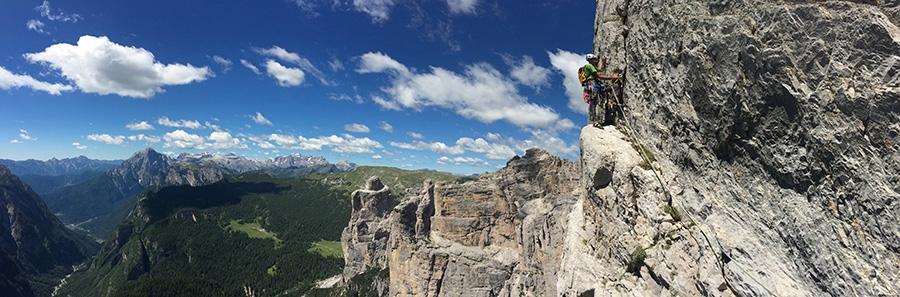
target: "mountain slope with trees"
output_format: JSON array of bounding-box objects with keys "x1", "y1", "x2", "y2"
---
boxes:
[{"x1": 56, "y1": 167, "x2": 470, "y2": 297}]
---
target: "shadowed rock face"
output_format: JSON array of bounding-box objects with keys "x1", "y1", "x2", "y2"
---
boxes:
[
  {"x1": 0, "y1": 165, "x2": 99, "y2": 297},
  {"x1": 339, "y1": 1, "x2": 900, "y2": 296}
]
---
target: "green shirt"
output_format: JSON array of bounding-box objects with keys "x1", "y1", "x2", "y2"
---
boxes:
[{"x1": 583, "y1": 63, "x2": 600, "y2": 81}]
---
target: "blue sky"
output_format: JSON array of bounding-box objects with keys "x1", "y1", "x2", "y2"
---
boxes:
[{"x1": 1, "y1": 0, "x2": 598, "y2": 174}]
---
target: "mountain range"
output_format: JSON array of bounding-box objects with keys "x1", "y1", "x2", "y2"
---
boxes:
[
  {"x1": 6, "y1": 148, "x2": 357, "y2": 241},
  {"x1": 0, "y1": 156, "x2": 122, "y2": 177}
]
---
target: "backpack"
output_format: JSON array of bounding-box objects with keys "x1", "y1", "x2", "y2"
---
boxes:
[{"x1": 577, "y1": 66, "x2": 588, "y2": 86}]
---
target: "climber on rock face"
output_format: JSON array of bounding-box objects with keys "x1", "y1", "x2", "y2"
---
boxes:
[{"x1": 583, "y1": 53, "x2": 620, "y2": 127}]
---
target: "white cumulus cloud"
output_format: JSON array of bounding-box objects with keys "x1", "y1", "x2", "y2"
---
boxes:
[
  {"x1": 72, "y1": 142, "x2": 87, "y2": 149},
  {"x1": 504, "y1": 54, "x2": 551, "y2": 90},
  {"x1": 252, "y1": 112, "x2": 273, "y2": 126},
  {"x1": 163, "y1": 130, "x2": 205, "y2": 149},
  {"x1": 208, "y1": 131, "x2": 246, "y2": 149},
  {"x1": 299, "y1": 134, "x2": 383, "y2": 154},
  {"x1": 548, "y1": 49, "x2": 590, "y2": 115},
  {"x1": 358, "y1": 52, "x2": 562, "y2": 129},
  {"x1": 263, "y1": 60, "x2": 305, "y2": 87},
  {"x1": 265, "y1": 133, "x2": 383, "y2": 154},
  {"x1": 23, "y1": 35, "x2": 212, "y2": 98}
]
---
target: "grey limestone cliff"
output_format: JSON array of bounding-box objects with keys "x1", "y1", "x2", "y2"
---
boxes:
[
  {"x1": 335, "y1": 0, "x2": 900, "y2": 296},
  {"x1": 340, "y1": 149, "x2": 583, "y2": 296},
  {"x1": 589, "y1": 0, "x2": 900, "y2": 295}
]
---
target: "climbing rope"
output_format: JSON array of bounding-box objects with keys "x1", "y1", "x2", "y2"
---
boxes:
[{"x1": 607, "y1": 84, "x2": 781, "y2": 297}]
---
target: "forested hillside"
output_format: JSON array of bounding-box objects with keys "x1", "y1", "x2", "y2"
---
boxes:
[{"x1": 56, "y1": 166, "x2": 470, "y2": 297}]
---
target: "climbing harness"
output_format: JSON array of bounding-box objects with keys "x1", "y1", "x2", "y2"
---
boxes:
[{"x1": 609, "y1": 83, "x2": 781, "y2": 297}]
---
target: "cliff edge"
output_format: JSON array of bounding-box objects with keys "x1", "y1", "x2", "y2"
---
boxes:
[{"x1": 333, "y1": 0, "x2": 900, "y2": 296}]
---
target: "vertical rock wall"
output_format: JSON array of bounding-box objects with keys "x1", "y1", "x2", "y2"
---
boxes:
[
  {"x1": 341, "y1": 149, "x2": 586, "y2": 296},
  {"x1": 587, "y1": 0, "x2": 900, "y2": 295}
]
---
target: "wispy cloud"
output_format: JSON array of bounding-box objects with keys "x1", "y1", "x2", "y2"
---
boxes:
[
  {"x1": 288, "y1": 0, "x2": 320, "y2": 17},
  {"x1": 256, "y1": 46, "x2": 333, "y2": 86},
  {"x1": 328, "y1": 93, "x2": 364, "y2": 103},
  {"x1": 352, "y1": 0, "x2": 395, "y2": 23},
  {"x1": 246, "y1": 134, "x2": 276, "y2": 149},
  {"x1": 126, "y1": 121, "x2": 155, "y2": 131},
  {"x1": 437, "y1": 156, "x2": 490, "y2": 167},
  {"x1": 379, "y1": 121, "x2": 393, "y2": 133},
  {"x1": 388, "y1": 130, "x2": 577, "y2": 162},
  {"x1": 256, "y1": 46, "x2": 303, "y2": 64},
  {"x1": 212, "y1": 56, "x2": 232, "y2": 73},
  {"x1": 240, "y1": 59, "x2": 261, "y2": 74},
  {"x1": 0, "y1": 65, "x2": 73, "y2": 95},
  {"x1": 36, "y1": 1, "x2": 82, "y2": 23},
  {"x1": 158, "y1": 116, "x2": 203, "y2": 129},
  {"x1": 27, "y1": 19, "x2": 47, "y2": 34},
  {"x1": 345, "y1": 123, "x2": 370, "y2": 133},
  {"x1": 407, "y1": 132, "x2": 424, "y2": 139},
  {"x1": 24, "y1": 35, "x2": 211, "y2": 98},
  {"x1": 17, "y1": 131, "x2": 36, "y2": 143},
  {"x1": 87, "y1": 134, "x2": 126, "y2": 146},
  {"x1": 446, "y1": 0, "x2": 479, "y2": 15},
  {"x1": 127, "y1": 134, "x2": 161, "y2": 145},
  {"x1": 390, "y1": 140, "x2": 466, "y2": 155},
  {"x1": 329, "y1": 57, "x2": 344, "y2": 71},
  {"x1": 72, "y1": 142, "x2": 87, "y2": 150}
]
